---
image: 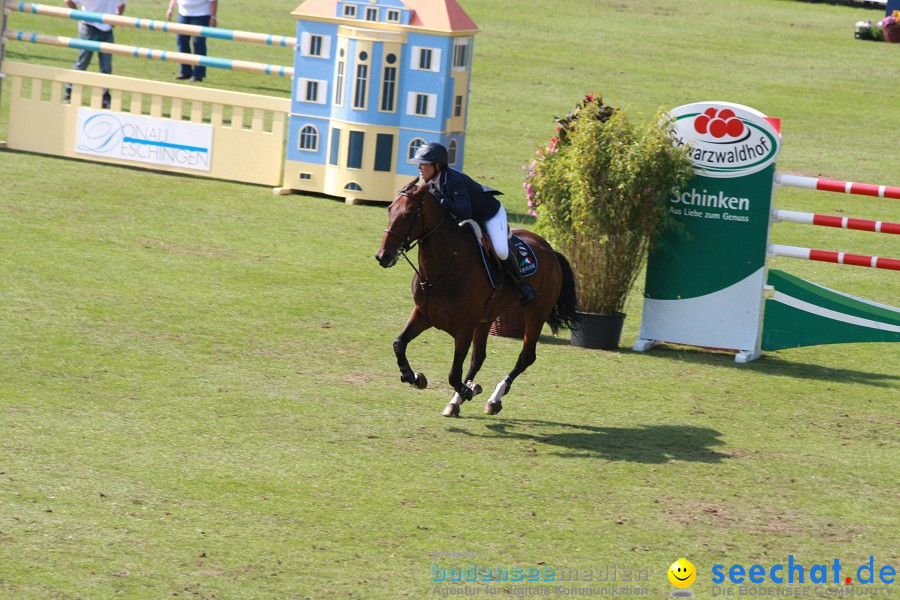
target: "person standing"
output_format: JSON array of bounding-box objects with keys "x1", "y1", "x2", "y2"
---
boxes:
[
  {"x1": 64, "y1": 0, "x2": 126, "y2": 109},
  {"x1": 166, "y1": 0, "x2": 218, "y2": 82}
]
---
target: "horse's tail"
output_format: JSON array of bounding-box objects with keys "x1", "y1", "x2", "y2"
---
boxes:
[{"x1": 546, "y1": 250, "x2": 580, "y2": 335}]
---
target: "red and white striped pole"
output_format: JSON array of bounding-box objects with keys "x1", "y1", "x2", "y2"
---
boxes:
[
  {"x1": 768, "y1": 244, "x2": 900, "y2": 271},
  {"x1": 776, "y1": 173, "x2": 900, "y2": 200},
  {"x1": 771, "y1": 209, "x2": 900, "y2": 235}
]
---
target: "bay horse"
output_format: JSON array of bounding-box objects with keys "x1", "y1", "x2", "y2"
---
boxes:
[{"x1": 375, "y1": 180, "x2": 579, "y2": 417}]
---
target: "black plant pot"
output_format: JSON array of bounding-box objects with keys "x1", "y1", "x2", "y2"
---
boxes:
[{"x1": 570, "y1": 311, "x2": 626, "y2": 350}]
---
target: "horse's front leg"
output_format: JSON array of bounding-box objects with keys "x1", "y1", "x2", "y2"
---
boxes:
[
  {"x1": 442, "y1": 327, "x2": 478, "y2": 417},
  {"x1": 443, "y1": 323, "x2": 490, "y2": 416},
  {"x1": 394, "y1": 307, "x2": 432, "y2": 389}
]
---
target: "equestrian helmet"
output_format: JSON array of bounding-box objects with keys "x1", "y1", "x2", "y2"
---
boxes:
[{"x1": 412, "y1": 142, "x2": 449, "y2": 165}]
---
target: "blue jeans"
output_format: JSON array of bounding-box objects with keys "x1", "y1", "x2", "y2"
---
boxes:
[
  {"x1": 176, "y1": 14, "x2": 211, "y2": 79},
  {"x1": 67, "y1": 22, "x2": 114, "y2": 106}
]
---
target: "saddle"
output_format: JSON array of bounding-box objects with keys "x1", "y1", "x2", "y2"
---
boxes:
[{"x1": 459, "y1": 220, "x2": 538, "y2": 289}]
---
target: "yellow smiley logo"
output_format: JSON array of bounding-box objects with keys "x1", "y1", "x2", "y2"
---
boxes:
[{"x1": 668, "y1": 558, "x2": 697, "y2": 588}]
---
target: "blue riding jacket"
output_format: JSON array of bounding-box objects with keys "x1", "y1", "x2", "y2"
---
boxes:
[{"x1": 429, "y1": 167, "x2": 502, "y2": 222}]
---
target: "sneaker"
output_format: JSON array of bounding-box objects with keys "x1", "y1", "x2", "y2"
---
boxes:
[
  {"x1": 188, "y1": 76, "x2": 204, "y2": 82},
  {"x1": 174, "y1": 74, "x2": 191, "y2": 80}
]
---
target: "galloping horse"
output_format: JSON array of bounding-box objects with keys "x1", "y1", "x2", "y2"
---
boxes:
[{"x1": 375, "y1": 180, "x2": 579, "y2": 417}]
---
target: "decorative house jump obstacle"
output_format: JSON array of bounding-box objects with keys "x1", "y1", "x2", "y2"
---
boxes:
[
  {"x1": 0, "y1": 0, "x2": 294, "y2": 185},
  {"x1": 0, "y1": 0, "x2": 479, "y2": 202},
  {"x1": 633, "y1": 102, "x2": 899, "y2": 363},
  {"x1": 283, "y1": 0, "x2": 479, "y2": 203}
]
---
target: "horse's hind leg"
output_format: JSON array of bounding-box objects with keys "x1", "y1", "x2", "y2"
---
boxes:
[
  {"x1": 443, "y1": 323, "x2": 489, "y2": 417},
  {"x1": 395, "y1": 308, "x2": 431, "y2": 390},
  {"x1": 485, "y1": 314, "x2": 542, "y2": 415}
]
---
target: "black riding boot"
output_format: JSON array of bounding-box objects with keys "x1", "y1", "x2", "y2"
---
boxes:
[{"x1": 503, "y1": 252, "x2": 535, "y2": 305}]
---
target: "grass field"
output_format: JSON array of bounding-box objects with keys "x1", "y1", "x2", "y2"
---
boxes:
[{"x1": 1, "y1": 0, "x2": 898, "y2": 598}]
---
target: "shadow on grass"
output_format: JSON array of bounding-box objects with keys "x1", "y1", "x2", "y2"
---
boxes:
[
  {"x1": 636, "y1": 345, "x2": 900, "y2": 388},
  {"x1": 448, "y1": 420, "x2": 729, "y2": 463}
]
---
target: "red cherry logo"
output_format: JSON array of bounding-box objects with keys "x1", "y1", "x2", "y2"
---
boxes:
[
  {"x1": 695, "y1": 115, "x2": 710, "y2": 134},
  {"x1": 694, "y1": 108, "x2": 745, "y2": 138}
]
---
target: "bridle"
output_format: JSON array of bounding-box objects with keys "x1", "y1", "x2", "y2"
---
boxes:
[
  {"x1": 383, "y1": 186, "x2": 443, "y2": 251},
  {"x1": 383, "y1": 186, "x2": 456, "y2": 291}
]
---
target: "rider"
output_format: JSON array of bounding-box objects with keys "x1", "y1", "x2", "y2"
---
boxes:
[{"x1": 412, "y1": 142, "x2": 535, "y2": 305}]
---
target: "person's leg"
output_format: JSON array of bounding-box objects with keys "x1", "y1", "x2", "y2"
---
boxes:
[
  {"x1": 484, "y1": 206, "x2": 510, "y2": 260},
  {"x1": 95, "y1": 29, "x2": 114, "y2": 108},
  {"x1": 175, "y1": 14, "x2": 194, "y2": 78},
  {"x1": 72, "y1": 22, "x2": 96, "y2": 71},
  {"x1": 68, "y1": 22, "x2": 96, "y2": 102},
  {"x1": 190, "y1": 15, "x2": 211, "y2": 80},
  {"x1": 486, "y1": 207, "x2": 534, "y2": 304}
]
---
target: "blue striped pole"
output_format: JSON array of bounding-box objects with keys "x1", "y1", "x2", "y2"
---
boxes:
[
  {"x1": 6, "y1": 1, "x2": 297, "y2": 47},
  {"x1": 3, "y1": 30, "x2": 294, "y2": 77}
]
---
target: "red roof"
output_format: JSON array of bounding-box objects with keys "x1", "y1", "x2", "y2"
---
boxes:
[{"x1": 293, "y1": 0, "x2": 479, "y2": 33}]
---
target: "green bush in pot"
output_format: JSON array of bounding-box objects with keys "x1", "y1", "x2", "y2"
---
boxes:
[{"x1": 525, "y1": 94, "x2": 694, "y2": 323}]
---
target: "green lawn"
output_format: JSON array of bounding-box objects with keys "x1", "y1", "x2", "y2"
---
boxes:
[{"x1": 1, "y1": 0, "x2": 898, "y2": 598}]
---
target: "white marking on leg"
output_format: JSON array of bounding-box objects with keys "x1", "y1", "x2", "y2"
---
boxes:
[
  {"x1": 450, "y1": 392, "x2": 464, "y2": 406},
  {"x1": 488, "y1": 379, "x2": 508, "y2": 404}
]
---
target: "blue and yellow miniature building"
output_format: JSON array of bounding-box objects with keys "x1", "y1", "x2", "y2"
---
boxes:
[{"x1": 283, "y1": 0, "x2": 479, "y2": 203}]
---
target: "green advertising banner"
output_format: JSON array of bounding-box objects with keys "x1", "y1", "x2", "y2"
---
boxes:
[{"x1": 635, "y1": 102, "x2": 782, "y2": 363}]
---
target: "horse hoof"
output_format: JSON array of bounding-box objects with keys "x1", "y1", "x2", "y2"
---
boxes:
[
  {"x1": 468, "y1": 382, "x2": 483, "y2": 396},
  {"x1": 442, "y1": 403, "x2": 460, "y2": 418},
  {"x1": 484, "y1": 400, "x2": 502, "y2": 415},
  {"x1": 414, "y1": 373, "x2": 428, "y2": 389}
]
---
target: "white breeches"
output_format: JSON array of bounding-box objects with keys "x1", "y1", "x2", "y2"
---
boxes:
[{"x1": 485, "y1": 206, "x2": 511, "y2": 260}]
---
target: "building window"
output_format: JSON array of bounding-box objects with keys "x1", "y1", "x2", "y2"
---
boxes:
[
  {"x1": 365, "y1": 7, "x2": 377, "y2": 21},
  {"x1": 419, "y1": 48, "x2": 432, "y2": 70},
  {"x1": 412, "y1": 47, "x2": 440, "y2": 72},
  {"x1": 329, "y1": 127, "x2": 341, "y2": 166},
  {"x1": 408, "y1": 138, "x2": 425, "y2": 162},
  {"x1": 407, "y1": 92, "x2": 437, "y2": 118},
  {"x1": 453, "y1": 41, "x2": 469, "y2": 69},
  {"x1": 334, "y1": 60, "x2": 345, "y2": 106},
  {"x1": 300, "y1": 33, "x2": 331, "y2": 59},
  {"x1": 387, "y1": 9, "x2": 400, "y2": 22},
  {"x1": 299, "y1": 172, "x2": 312, "y2": 180},
  {"x1": 448, "y1": 140, "x2": 458, "y2": 165},
  {"x1": 299, "y1": 125, "x2": 318, "y2": 151},
  {"x1": 343, "y1": 4, "x2": 356, "y2": 18},
  {"x1": 344, "y1": 182, "x2": 363, "y2": 191},
  {"x1": 347, "y1": 131, "x2": 364, "y2": 169},
  {"x1": 353, "y1": 64, "x2": 368, "y2": 109},
  {"x1": 454, "y1": 95, "x2": 463, "y2": 117},
  {"x1": 380, "y1": 66, "x2": 396, "y2": 111},
  {"x1": 374, "y1": 134, "x2": 393, "y2": 172},
  {"x1": 415, "y1": 94, "x2": 429, "y2": 116},
  {"x1": 298, "y1": 78, "x2": 327, "y2": 104},
  {"x1": 306, "y1": 81, "x2": 319, "y2": 102}
]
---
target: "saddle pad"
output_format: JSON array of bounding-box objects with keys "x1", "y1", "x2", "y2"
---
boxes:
[{"x1": 511, "y1": 234, "x2": 538, "y2": 278}]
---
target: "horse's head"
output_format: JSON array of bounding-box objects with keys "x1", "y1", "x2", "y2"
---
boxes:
[{"x1": 375, "y1": 178, "x2": 438, "y2": 268}]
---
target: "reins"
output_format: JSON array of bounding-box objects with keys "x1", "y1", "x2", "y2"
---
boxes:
[{"x1": 385, "y1": 188, "x2": 457, "y2": 292}]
